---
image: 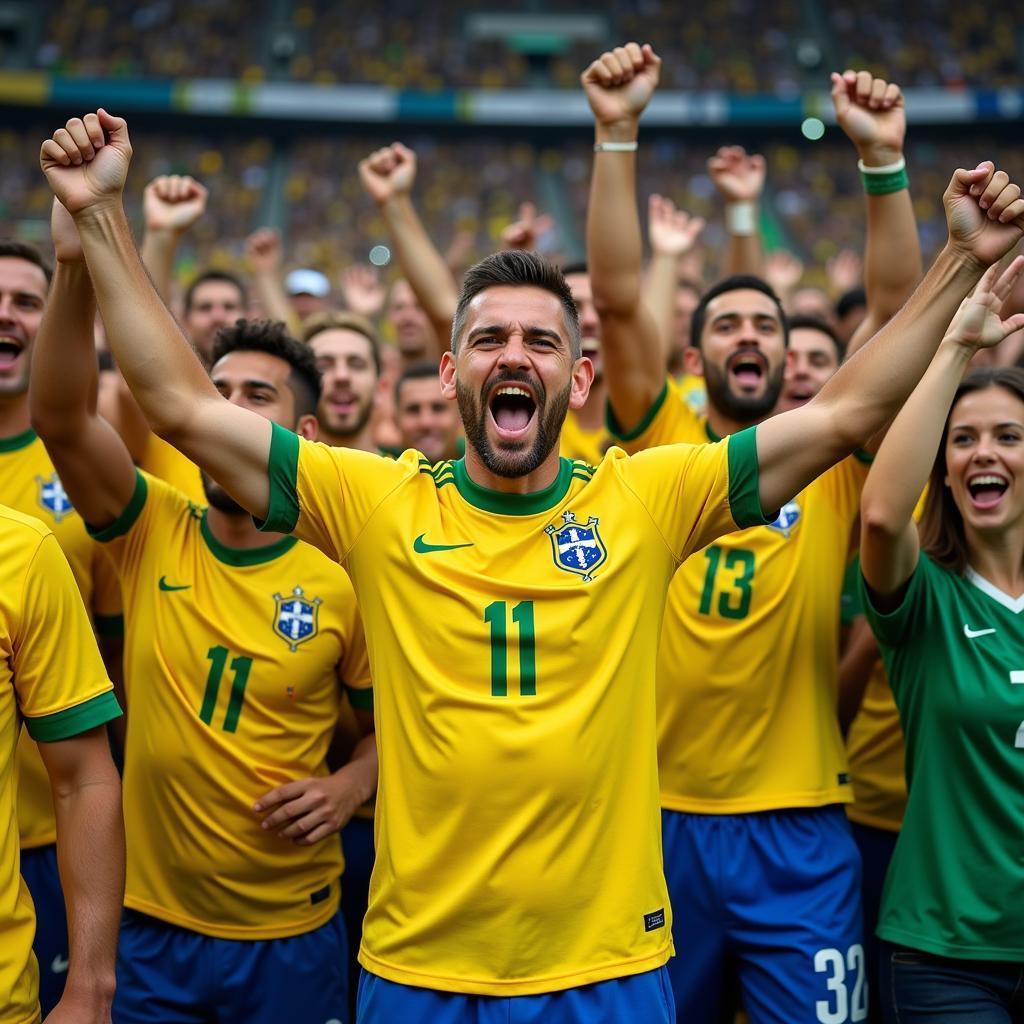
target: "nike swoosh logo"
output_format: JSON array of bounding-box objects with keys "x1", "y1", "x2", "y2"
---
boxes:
[
  {"x1": 413, "y1": 533, "x2": 474, "y2": 554},
  {"x1": 159, "y1": 576, "x2": 191, "y2": 592},
  {"x1": 51, "y1": 954, "x2": 69, "y2": 974},
  {"x1": 963, "y1": 624, "x2": 997, "y2": 639}
]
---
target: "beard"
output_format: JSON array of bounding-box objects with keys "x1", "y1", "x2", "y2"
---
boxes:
[
  {"x1": 319, "y1": 394, "x2": 374, "y2": 442},
  {"x1": 703, "y1": 356, "x2": 785, "y2": 424},
  {"x1": 457, "y1": 370, "x2": 570, "y2": 479},
  {"x1": 202, "y1": 471, "x2": 246, "y2": 515}
]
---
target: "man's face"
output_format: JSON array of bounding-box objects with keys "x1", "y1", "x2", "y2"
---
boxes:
[
  {"x1": 0, "y1": 257, "x2": 47, "y2": 399},
  {"x1": 387, "y1": 279, "x2": 434, "y2": 358},
  {"x1": 441, "y1": 285, "x2": 591, "y2": 478},
  {"x1": 776, "y1": 326, "x2": 840, "y2": 413},
  {"x1": 204, "y1": 349, "x2": 310, "y2": 512},
  {"x1": 396, "y1": 375, "x2": 462, "y2": 463},
  {"x1": 698, "y1": 288, "x2": 786, "y2": 422},
  {"x1": 290, "y1": 292, "x2": 329, "y2": 322},
  {"x1": 308, "y1": 328, "x2": 378, "y2": 440},
  {"x1": 565, "y1": 272, "x2": 602, "y2": 380},
  {"x1": 185, "y1": 281, "x2": 246, "y2": 364}
]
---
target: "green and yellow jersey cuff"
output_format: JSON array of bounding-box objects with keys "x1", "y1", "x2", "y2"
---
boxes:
[
  {"x1": 726, "y1": 427, "x2": 775, "y2": 529},
  {"x1": 87, "y1": 470, "x2": 148, "y2": 542},
  {"x1": 345, "y1": 685, "x2": 373, "y2": 711},
  {"x1": 25, "y1": 690, "x2": 122, "y2": 742},
  {"x1": 258, "y1": 423, "x2": 301, "y2": 534},
  {"x1": 605, "y1": 380, "x2": 670, "y2": 442}
]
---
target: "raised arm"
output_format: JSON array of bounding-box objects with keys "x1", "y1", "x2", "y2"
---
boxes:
[
  {"x1": 39, "y1": 111, "x2": 273, "y2": 520},
  {"x1": 755, "y1": 162, "x2": 1024, "y2": 513},
  {"x1": 832, "y1": 71, "x2": 923, "y2": 357},
  {"x1": 583, "y1": 42, "x2": 666, "y2": 431},
  {"x1": 246, "y1": 228, "x2": 299, "y2": 333},
  {"x1": 860, "y1": 258, "x2": 1024, "y2": 602},
  {"x1": 29, "y1": 200, "x2": 138, "y2": 528},
  {"x1": 642, "y1": 194, "x2": 705, "y2": 367},
  {"x1": 708, "y1": 145, "x2": 766, "y2": 278},
  {"x1": 359, "y1": 143, "x2": 455, "y2": 353},
  {"x1": 139, "y1": 173, "x2": 208, "y2": 302}
]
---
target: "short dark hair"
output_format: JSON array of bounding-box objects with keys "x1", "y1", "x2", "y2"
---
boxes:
[
  {"x1": 919, "y1": 367, "x2": 1024, "y2": 575},
  {"x1": 210, "y1": 319, "x2": 321, "y2": 419},
  {"x1": 452, "y1": 251, "x2": 581, "y2": 359},
  {"x1": 786, "y1": 314, "x2": 844, "y2": 361},
  {"x1": 395, "y1": 359, "x2": 442, "y2": 404},
  {"x1": 184, "y1": 270, "x2": 248, "y2": 314},
  {"x1": 302, "y1": 310, "x2": 381, "y2": 375},
  {"x1": 690, "y1": 275, "x2": 788, "y2": 349},
  {"x1": 836, "y1": 287, "x2": 867, "y2": 321},
  {"x1": 0, "y1": 239, "x2": 52, "y2": 285},
  {"x1": 560, "y1": 261, "x2": 589, "y2": 278}
]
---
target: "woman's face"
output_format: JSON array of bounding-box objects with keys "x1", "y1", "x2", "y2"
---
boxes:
[{"x1": 945, "y1": 386, "x2": 1024, "y2": 535}]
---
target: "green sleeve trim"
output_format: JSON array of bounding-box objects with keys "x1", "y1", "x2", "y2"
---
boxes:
[
  {"x1": 26, "y1": 690, "x2": 122, "y2": 742},
  {"x1": 345, "y1": 685, "x2": 373, "y2": 711},
  {"x1": 86, "y1": 470, "x2": 148, "y2": 542},
  {"x1": 605, "y1": 380, "x2": 670, "y2": 442},
  {"x1": 726, "y1": 426, "x2": 774, "y2": 529},
  {"x1": 257, "y1": 422, "x2": 301, "y2": 534},
  {"x1": 93, "y1": 613, "x2": 124, "y2": 637},
  {"x1": 853, "y1": 448, "x2": 874, "y2": 465}
]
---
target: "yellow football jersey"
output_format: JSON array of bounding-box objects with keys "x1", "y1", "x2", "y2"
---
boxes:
[
  {"x1": 559, "y1": 408, "x2": 609, "y2": 465},
  {"x1": 610, "y1": 380, "x2": 868, "y2": 812},
  {"x1": 259, "y1": 420, "x2": 768, "y2": 995},
  {"x1": 140, "y1": 432, "x2": 205, "y2": 506},
  {"x1": 91, "y1": 471, "x2": 371, "y2": 939},
  {"x1": 0, "y1": 505, "x2": 119, "y2": 1024},
  {"x1": 0, "y1": 429, "x2": 121, "y2": 852},
  {"x1": 676, "y1": 372, "x2": 707, "y2": 415}
]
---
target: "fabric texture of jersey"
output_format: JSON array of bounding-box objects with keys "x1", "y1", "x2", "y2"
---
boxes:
[
  {"x1": 140, "y1": 431, "x2": 205, "y2": 506},
  {"x1": 260, "y1": 422, "x2": 768, "y2": 995},
  {"x1": 660, "y1": 806, "x2": 865, "y2": 1024},
  {"x1": 861, "y1": 555, "x2": 1024, "y2": 959},
  {"x1": 559, "y1": 408, "x2": 609, "y2": 466},
  {"x1": 0, "y1": 504, "x2": 119, "y2": 1024},
  {"x1": 609, "y1": 379, "x2": 867, "y2": 812},
  {"x1": 0, "y1": 429, "x2": 119, "y2": 851},
  {"x1": 90, "y1": 471, "x2": 371, "y2": 940},
  {"x1": 842, "y1": 559, "x2": 906, "y2": 832}
]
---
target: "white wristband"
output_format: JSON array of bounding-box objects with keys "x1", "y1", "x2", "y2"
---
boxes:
[
  {"x1": 726, "y1": 201, "x2": 757, "y2": 236},
  {"x1": 593, "y1": 140, "x2": 639, "y2": 152},
  {"x1": 857, "y1": 155, "x2": 906, "y2": 174}
]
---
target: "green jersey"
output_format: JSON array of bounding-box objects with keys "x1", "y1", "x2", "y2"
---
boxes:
[{"x1": 861, "y1": 554, "x2": 1024, "y2": 959}]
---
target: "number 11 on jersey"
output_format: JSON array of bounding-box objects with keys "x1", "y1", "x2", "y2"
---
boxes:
[{"x1": 484, "y1": 600, "x2": 537, "y2": 697}]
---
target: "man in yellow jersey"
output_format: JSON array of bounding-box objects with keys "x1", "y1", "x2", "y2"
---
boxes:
[
  {"x1": 0, "y1": 238, "x2": 124, "y2": 1016},
  {"x1": 40, "y1": 89, "x2": 1023, "y2": 1023},
  {"x1": 583, "y1": 46, "x2": 1014, "y2": 1024},
  {"x1": 30, "y1": 200, "x2": 376, "y2": 1024},
  {"x1": 0, "y1": 503, "x2": 123, "y2": 1024}
]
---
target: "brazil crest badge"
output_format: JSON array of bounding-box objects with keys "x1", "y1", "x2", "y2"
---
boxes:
[{"x1": 546, "y1": 510, "x2": 607, "y2": 582}]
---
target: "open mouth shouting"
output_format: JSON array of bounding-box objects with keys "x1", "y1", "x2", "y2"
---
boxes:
[
  {"x1": 0, "y1": 334, "x2": 25, "y2": 373},
  {"x1": 727, "y1": 349, "x2": 768, "y2": 394},
  {"x1": 487, "y1": 380, "x2": 539, "y2": 444},
  {"x1": 966, "y1": 472, "x2": 1010, "y2": 511}
]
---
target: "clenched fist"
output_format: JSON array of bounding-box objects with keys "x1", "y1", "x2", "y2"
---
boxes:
[
  {"x1": 582, "y1": 42, "x2": 661, "y2": 130},
  {"x1": 831, "y1": 70, "x2": 906, "y2": 167},
  {"x1": 359, "y1": 143, "x2": 417, "y2": 206},
  {"x1": 944, "y1": 161, "x2": 1024, "y2": 268},
  {"x1": 144, "y1": 174, "x2": 208, "y2": 234}
]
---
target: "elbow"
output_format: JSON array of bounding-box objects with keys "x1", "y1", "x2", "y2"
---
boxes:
[{"x1": 860, "y1": 499, "x2": 904, "y2": 543}]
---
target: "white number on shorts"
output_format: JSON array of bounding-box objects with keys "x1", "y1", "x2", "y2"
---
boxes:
[
  {"x1": 814, "y1": 944, "x2": 867, "y2": 1023},
  {"x1": 1011, "y1": 670, "x2": 1023, "y2": 748}
]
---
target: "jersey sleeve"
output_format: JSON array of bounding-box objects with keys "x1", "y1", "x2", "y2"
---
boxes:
[
  {"x1": 859, "y1": 553, "x2": 938, "y2": 649},
  {"x1": 90, "y1": 542, "x2": 124, "y2": 637},
  {"x1": 617, "y1": 426, "x2": 772, "y2": 561},
  {"x1": 260, "y1": 424, "x2": 417, "y2": 562},
  {"x1": 336, "y1": 576, "x2": 372, "y2": 713},
  {"x1": 15, "y1": 532, "x2": 121, "y2": 740},
  {"x1": 84, "y1": 469, "x2": 162, "y2": 576},
  {"x1": 816, "y1": 453, "x2": 872, "y2": 527},
  {"x1": 606, "y1": 377, "x2": 703, "y2": 454}
]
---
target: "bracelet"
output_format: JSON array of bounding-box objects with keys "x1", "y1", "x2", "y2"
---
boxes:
[
  {"x1": 726, "y1": 201, "x2": 757, "y2": 236},
  {"x1": 858, "y1": 155, "x2": 909, "y2": 195},
  {"x1": 593, "y1": 140, "x2": 638, "y2": 152}
]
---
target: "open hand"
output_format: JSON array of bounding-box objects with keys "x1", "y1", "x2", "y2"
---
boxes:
[
  {"x1": 648, "y1": 194, "x2": 705, "y2": 257},
  {"x1": 340, "y1": 263, "x2": 386, "y2": 318},
  {"x1": 501, "y1": 202, "x2": 554, "y2": 251},
  {"x1": 40, "y1": 110, "x2": 132, "y2": 215},
  {"x1": 708, "y1": 146, "x2": 766, "y2": 203},
  {"x1": 946, "y1": 256, "x2": 1024, "y2": 350}
]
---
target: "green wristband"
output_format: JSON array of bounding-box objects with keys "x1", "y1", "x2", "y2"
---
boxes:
[{"x1": 861, "y1": 168, "x2": 909, "y2": 195}]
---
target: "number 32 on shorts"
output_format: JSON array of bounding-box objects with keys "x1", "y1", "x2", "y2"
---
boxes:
[{"x1": 815, "y1": 944, "x2": 867, "y2": 1024}]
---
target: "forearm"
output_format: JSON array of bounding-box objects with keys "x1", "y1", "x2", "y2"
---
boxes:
[
  {"x1": 29, "y1": 262, "x2": 98, "y2": 439},
  {"x1": 252, "y1": 271, "x2": 299, "y2": 334},
  {"x1": 76, "y1": 202, "x2": 220, "y2": 437},
  {"x1": 837, "y1": 619, "x2": 880, "y2": 736},
  {"x1": 380, "y1": 195, "x2": 457, "y2": 347},
  {"x1": 139, "y1": 228, "x2": 177, "y2": 302},
  {"x1": 724, "y1": 225, "x2": 762, "y2": 277},
  {"x1": 51, "y1": 760, "x2": 123, "y2": 1012},
  {"x1": 641, "y1": 253, "x2": 677, "y2": 367},
  {"x1": 863, "y1": 189, "x2": 921, "y2": 322},
  {"x1": 336, "y1": 731, "x2": 378, "y2": 808},
  {"x1": 861, "y1": 336, "x2": 973, "y2": 530}
]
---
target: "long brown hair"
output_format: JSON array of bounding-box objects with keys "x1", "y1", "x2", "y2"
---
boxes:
[{"x1": 918, "y1": 367, "x2": 1024, "y2": 573}]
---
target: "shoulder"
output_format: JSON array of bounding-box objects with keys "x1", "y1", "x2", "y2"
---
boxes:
[{"x1": 0, "y1": 503, "x2": 52, "y2": 574}]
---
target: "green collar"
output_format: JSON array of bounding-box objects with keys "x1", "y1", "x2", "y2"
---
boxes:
[
  {"x1": 704, "y1": 421, "x2": 722, "y2": 443},
  {"x1": 200, "y1": 510, "x2": 297, "y2": 566},
  {"x1": 451, "y1": 457, "x2": 574, "y2": 516},
  {"x1": 0, "y1": 427, "x2": 37, "y2": 453}
]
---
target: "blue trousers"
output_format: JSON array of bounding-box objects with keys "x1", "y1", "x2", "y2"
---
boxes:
[{"x1": 20, "y1": 843, "x2": 68, "y2": 1017}]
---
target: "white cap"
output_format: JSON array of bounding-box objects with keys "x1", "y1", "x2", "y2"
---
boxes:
[{"x1": 285, "y1": 268, "x2": 330, "y2": 297}]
